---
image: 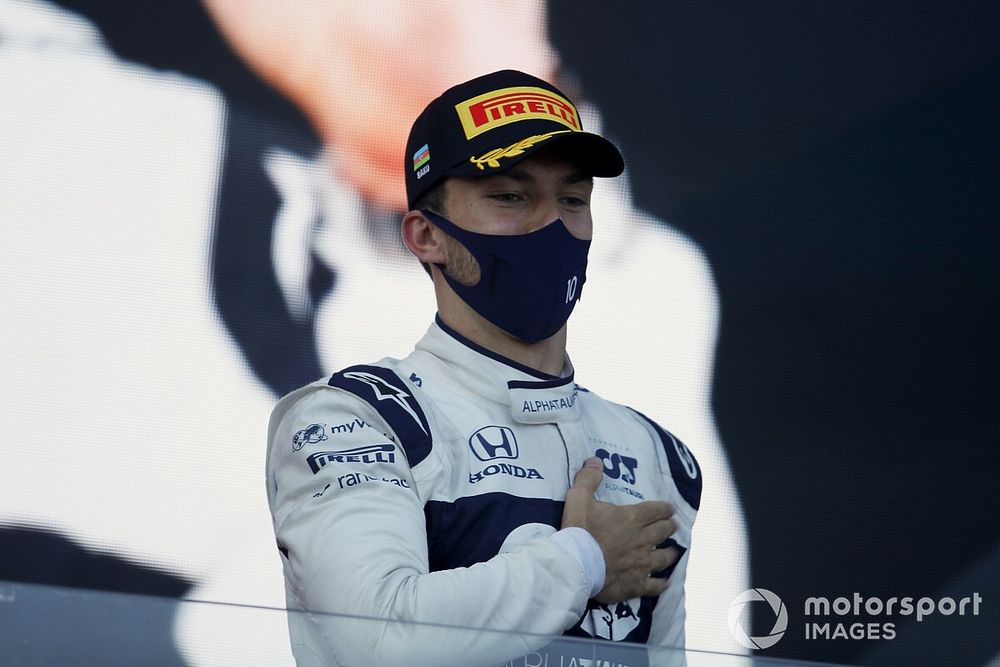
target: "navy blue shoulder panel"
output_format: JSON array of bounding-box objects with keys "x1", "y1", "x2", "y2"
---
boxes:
[
  {"x1": 328, "y1": 364, "x2": 433, "y2": 467},
  {"x1": 631, "y1": 409, "x2": 702, "y2": 511}
]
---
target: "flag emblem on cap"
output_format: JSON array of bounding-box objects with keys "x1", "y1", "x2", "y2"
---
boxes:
[{"x1": 413, "y1": 144, "x2": 430, "y2": 171}]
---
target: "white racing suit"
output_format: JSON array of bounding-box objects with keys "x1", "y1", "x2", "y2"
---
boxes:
[{"x1": 266, "y1": 317, "x2": 702, "y2": 667}]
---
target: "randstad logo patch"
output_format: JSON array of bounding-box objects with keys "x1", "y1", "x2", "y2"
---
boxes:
[{"x1": 455, "y1": 86, "x2": 581, "y2": 139}]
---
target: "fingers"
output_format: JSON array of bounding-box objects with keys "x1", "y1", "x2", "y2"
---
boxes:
[
  {"x1": 640, "y1": 575, "x2": 670, "y2": 598},
  {"x1": 569, "y1": 457, "x2": 605, "y2": 496},
  {"x1": 561, "y1": 458, "x2": 604, "y2": 529},
  {"x1": 595, "y1": 547, "x2": 680, "y2": 603},
  {"x1": 596, "y1": 567, "x2": 672, "y2": 603},
  {"x1": 633, "y1": 544, "x2": 679, "y2": 578},
  {"x1": 631, "y1": 500, "x2": 675, "y2": 526},
  {"x1": 639, "y1": 518, "x2": 676, "y2": 548},
  {"x1": 649, "y1": 545, "x2": 680, "y2": 577}
]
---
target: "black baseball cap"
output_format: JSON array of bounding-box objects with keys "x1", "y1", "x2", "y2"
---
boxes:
[{"x1": 404, "y1": 69, "x2": 625, "y2": 210}]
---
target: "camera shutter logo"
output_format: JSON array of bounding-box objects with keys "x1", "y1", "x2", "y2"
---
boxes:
[{"x1": 728, "y1": 588, "x2": 788, "y2": 650}]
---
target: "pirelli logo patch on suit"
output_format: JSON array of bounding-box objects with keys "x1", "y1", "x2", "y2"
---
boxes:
[{"x1": 307, "y1": 444, "x2": 396, "y2": 473}]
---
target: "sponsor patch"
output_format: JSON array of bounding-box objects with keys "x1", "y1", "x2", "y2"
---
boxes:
[
  {"x1": 601, "y1": 481, "x2": 645, "y2": 500},
  {"x1": 520, "y1": 390, "x2": 577, "y2": 415},
  {"x1": 580, "y1": 599, "x2": 643, "y2": 642},
  {"x1": 596, "y1": 447, "x2": 639, "y2": 485},
  {"x1": 467, "y1": 427, "x2": 543, "y2": 483},
  {"x1": 455, "y1": 86, "x2": 581, "y2": 139},
  {"x1": 307, "y1": 443, "x2": 396, "y2": 473},
  {"x1": 341, "y1": 370, "x2": 428, "y2": 435},
  {"x1": 329, "y1": 365, "x2": 433, "y2": 468},
  {"x1": 468, "y1": 425, "x2": 518, "y2": 461},
  {"x1": 469, "y1": 462, "x2": 544, "y2": 484},
  {"x1": 292, "y1": 423, "x2": 328, "y2": 451},
  {"x1": 327, "y1": 417, "x2": 371, "y2": 437},
  {"x1": 337, "y1": 472, "x2": 411, "y2": 490}
]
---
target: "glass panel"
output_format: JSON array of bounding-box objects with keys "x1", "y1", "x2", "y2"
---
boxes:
[{"x1": 0, "y1": 581, "x2": 852, "y2": 667}]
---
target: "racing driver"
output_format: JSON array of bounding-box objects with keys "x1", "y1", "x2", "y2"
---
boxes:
[{"x1": 266, "y1": 69, "x2": 702, "y2": 667}]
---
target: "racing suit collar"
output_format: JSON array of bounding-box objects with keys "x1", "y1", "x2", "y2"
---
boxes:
[{"x1": 418, "y1": 316, "x2": 581, "y2": 424}]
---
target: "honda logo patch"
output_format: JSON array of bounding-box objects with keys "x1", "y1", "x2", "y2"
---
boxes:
[{"x1": 468, "y1": 425, "x2": 518, "y2": 461}]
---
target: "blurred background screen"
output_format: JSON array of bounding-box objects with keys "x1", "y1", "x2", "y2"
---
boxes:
[{"x1": 1, "y1": 1, "x2": 998, "y2": 665}]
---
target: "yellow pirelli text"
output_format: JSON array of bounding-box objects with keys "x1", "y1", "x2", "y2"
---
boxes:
[{"x1": 455, "y1": 86, "x2": 581, "y2": 139}]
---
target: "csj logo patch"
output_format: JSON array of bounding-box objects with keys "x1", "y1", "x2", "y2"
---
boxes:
[
  {"x1": 468, "y1": 426, "x2": 518, "y2": 461},
  {"x1": 292, "y1": 423, "x2": 328, "y2": 451}
]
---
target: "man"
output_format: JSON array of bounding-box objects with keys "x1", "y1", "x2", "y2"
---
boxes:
[{"x1": 267, "y1": 70, "x2": 701, "y2": 667}]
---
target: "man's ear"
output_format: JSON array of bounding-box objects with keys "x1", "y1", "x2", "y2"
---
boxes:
[{"x1": 402, "y1": 210, "x2": 448, "y2": 265}]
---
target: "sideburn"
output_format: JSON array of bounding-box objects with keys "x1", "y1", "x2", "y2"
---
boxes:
[{"x1": 443, "y1": 235, "x2": 482, "y2": 287}]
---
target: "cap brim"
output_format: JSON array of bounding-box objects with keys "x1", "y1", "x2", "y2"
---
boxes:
[{"x1": 447, "y1": 131, "x2": 624, "y2": 179}]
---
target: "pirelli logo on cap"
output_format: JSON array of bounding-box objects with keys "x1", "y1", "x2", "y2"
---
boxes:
[{"x1": 455, "y1": 86, "x2": 581, "y2": 140}]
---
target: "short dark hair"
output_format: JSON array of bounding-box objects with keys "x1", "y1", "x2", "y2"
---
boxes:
[
  {"x1": 412, "y1": 179, "x2": 448, "y2": 216},
  {"x1": 411, "y1": 180, "x2": 449, "y2": 277}
]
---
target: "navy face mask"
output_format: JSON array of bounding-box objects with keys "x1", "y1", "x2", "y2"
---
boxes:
[{"x1": 422, "y1": 209, "x2": 591, "y2": 343}]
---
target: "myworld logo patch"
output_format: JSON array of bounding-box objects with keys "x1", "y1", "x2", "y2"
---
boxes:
[{"x1": 728, "y1": 588, "x2": 788, "y2": 650}]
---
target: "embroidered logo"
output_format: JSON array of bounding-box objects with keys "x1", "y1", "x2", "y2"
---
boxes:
[
  {"x1": 469, "y1": 131, "x2": 570, "y2": 170},
  {"x1": 292, "y1": 423, "x2": 328, "y2": 452},
  {"x1": 455, "y1": 86, "x2": 581, "y2": 139}
]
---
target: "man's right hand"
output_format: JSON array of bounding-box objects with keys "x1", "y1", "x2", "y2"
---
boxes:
[{"x1": 561, "y1": 457, "x2": 679, "y2": 604}]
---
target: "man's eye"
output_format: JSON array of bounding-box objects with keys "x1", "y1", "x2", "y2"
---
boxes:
[
  {"x1": 491, "y1": 193, "x2": 522, "y2": 203},
  {"x1": 562, "y1": 197, "x2": 588, "y2": 207}
]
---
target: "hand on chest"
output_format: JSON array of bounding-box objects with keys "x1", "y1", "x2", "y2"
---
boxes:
[
  {"x1": 453, "y1": 413, "x2": 662, "y2": 505},
  {"x1": 420, "y1": 391, "x2": 675, "y2": 573}
]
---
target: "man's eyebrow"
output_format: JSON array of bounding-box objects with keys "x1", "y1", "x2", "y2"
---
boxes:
[
  {"x1": 495, "y1": 168, "x2": 594, "y2": 185},
  {"x1": 562, "y1": 172, "x2": 594, "y2": 185}
]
